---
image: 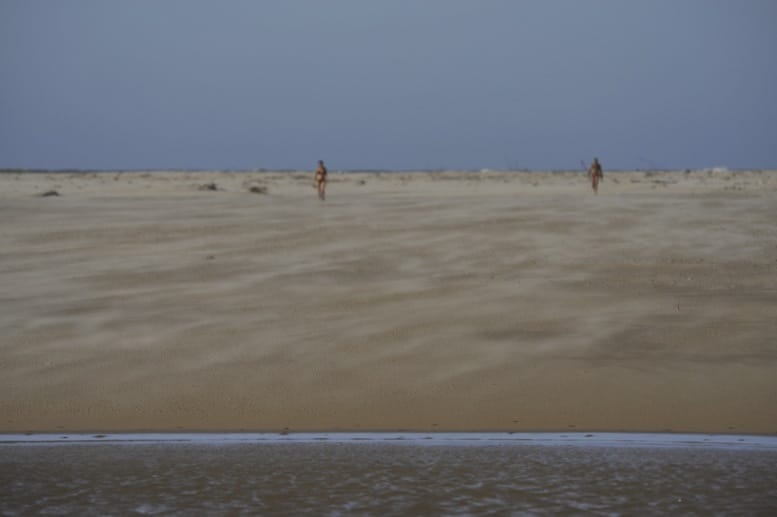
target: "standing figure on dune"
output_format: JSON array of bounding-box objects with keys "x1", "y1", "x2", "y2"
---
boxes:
[
  {"x1": 588, "y1": 157, "x2": 603, "y2": 194},
  {"x1": 315, "y1": 160, "x2": 328, "y2": 201}
]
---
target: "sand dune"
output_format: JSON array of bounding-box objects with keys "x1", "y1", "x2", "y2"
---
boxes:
[{"x1": 1, "y1": 169, "x2": 776, "y2": 433}]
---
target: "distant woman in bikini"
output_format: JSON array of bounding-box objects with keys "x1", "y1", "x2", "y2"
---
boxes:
[
  {"x1": 315, "y1": 160, "x2": 327, "y2": 200},
  {"x1": 588, "y1": 157, "x2": 603, "y2": 194}
]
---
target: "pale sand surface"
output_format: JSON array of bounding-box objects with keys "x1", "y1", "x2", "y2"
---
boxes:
[{"x1": 1, "y1": 169, "x2": 776, "y2": 434}]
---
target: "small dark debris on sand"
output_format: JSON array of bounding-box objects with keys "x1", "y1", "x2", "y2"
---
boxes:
[
  {"x1": 39, "y1": 190, "x2": 60, "y2": 197},
  {"x1": 248, "y1": 185, "x2": 268, "y2": 194},
  {"x1": 198, "y1": 182, "x2": 219, "y2": 191}
]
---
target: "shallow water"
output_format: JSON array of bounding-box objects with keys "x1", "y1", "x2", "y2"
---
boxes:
[{"x1": 2, "y1": 434, "x2": 776, "y2": 515}]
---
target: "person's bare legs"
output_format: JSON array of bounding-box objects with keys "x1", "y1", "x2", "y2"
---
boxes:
[{"x1": 317, "y1": 180, "x2": 326, "y2": 200}]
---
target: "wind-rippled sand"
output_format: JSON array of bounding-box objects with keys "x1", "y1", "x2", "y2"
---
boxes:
[{"x1": 1, "y1": 169, "x2": 776, "y2": 434}]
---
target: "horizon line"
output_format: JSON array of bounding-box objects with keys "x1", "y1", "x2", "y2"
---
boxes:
[{"x1": 2, "y1": 166, "x2": 773, "y2": 174}]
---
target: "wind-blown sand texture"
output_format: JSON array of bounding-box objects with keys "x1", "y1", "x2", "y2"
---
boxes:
[{"x1": 1, "y1": 169, "x2": 776, "y2": 434}]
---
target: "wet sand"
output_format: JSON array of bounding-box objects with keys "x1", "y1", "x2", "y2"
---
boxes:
[
  {"x1": 3, "y1": 438, "x2": 777, "y2": 515},
  {"x1": 1, "y1": 169, "x2": 776, "y2": 434}
]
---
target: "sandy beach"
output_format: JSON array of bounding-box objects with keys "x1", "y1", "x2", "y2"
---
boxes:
[{"x1": 1, "y1": 169, "x2": 776, "y2": 434}]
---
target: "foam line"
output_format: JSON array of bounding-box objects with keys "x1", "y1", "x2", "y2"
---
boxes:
[{"x1": 2, "y1": 432, "x2": 777, "y2": 450}]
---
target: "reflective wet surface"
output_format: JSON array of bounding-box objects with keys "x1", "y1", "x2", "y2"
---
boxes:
[{"x1": 2, "y1": 435, "x2": 776, "y2": 515}]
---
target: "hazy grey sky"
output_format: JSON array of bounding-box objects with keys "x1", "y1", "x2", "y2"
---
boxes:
[{"x1": 2, "y1": 0, "x2": 775, "y2": 170}]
